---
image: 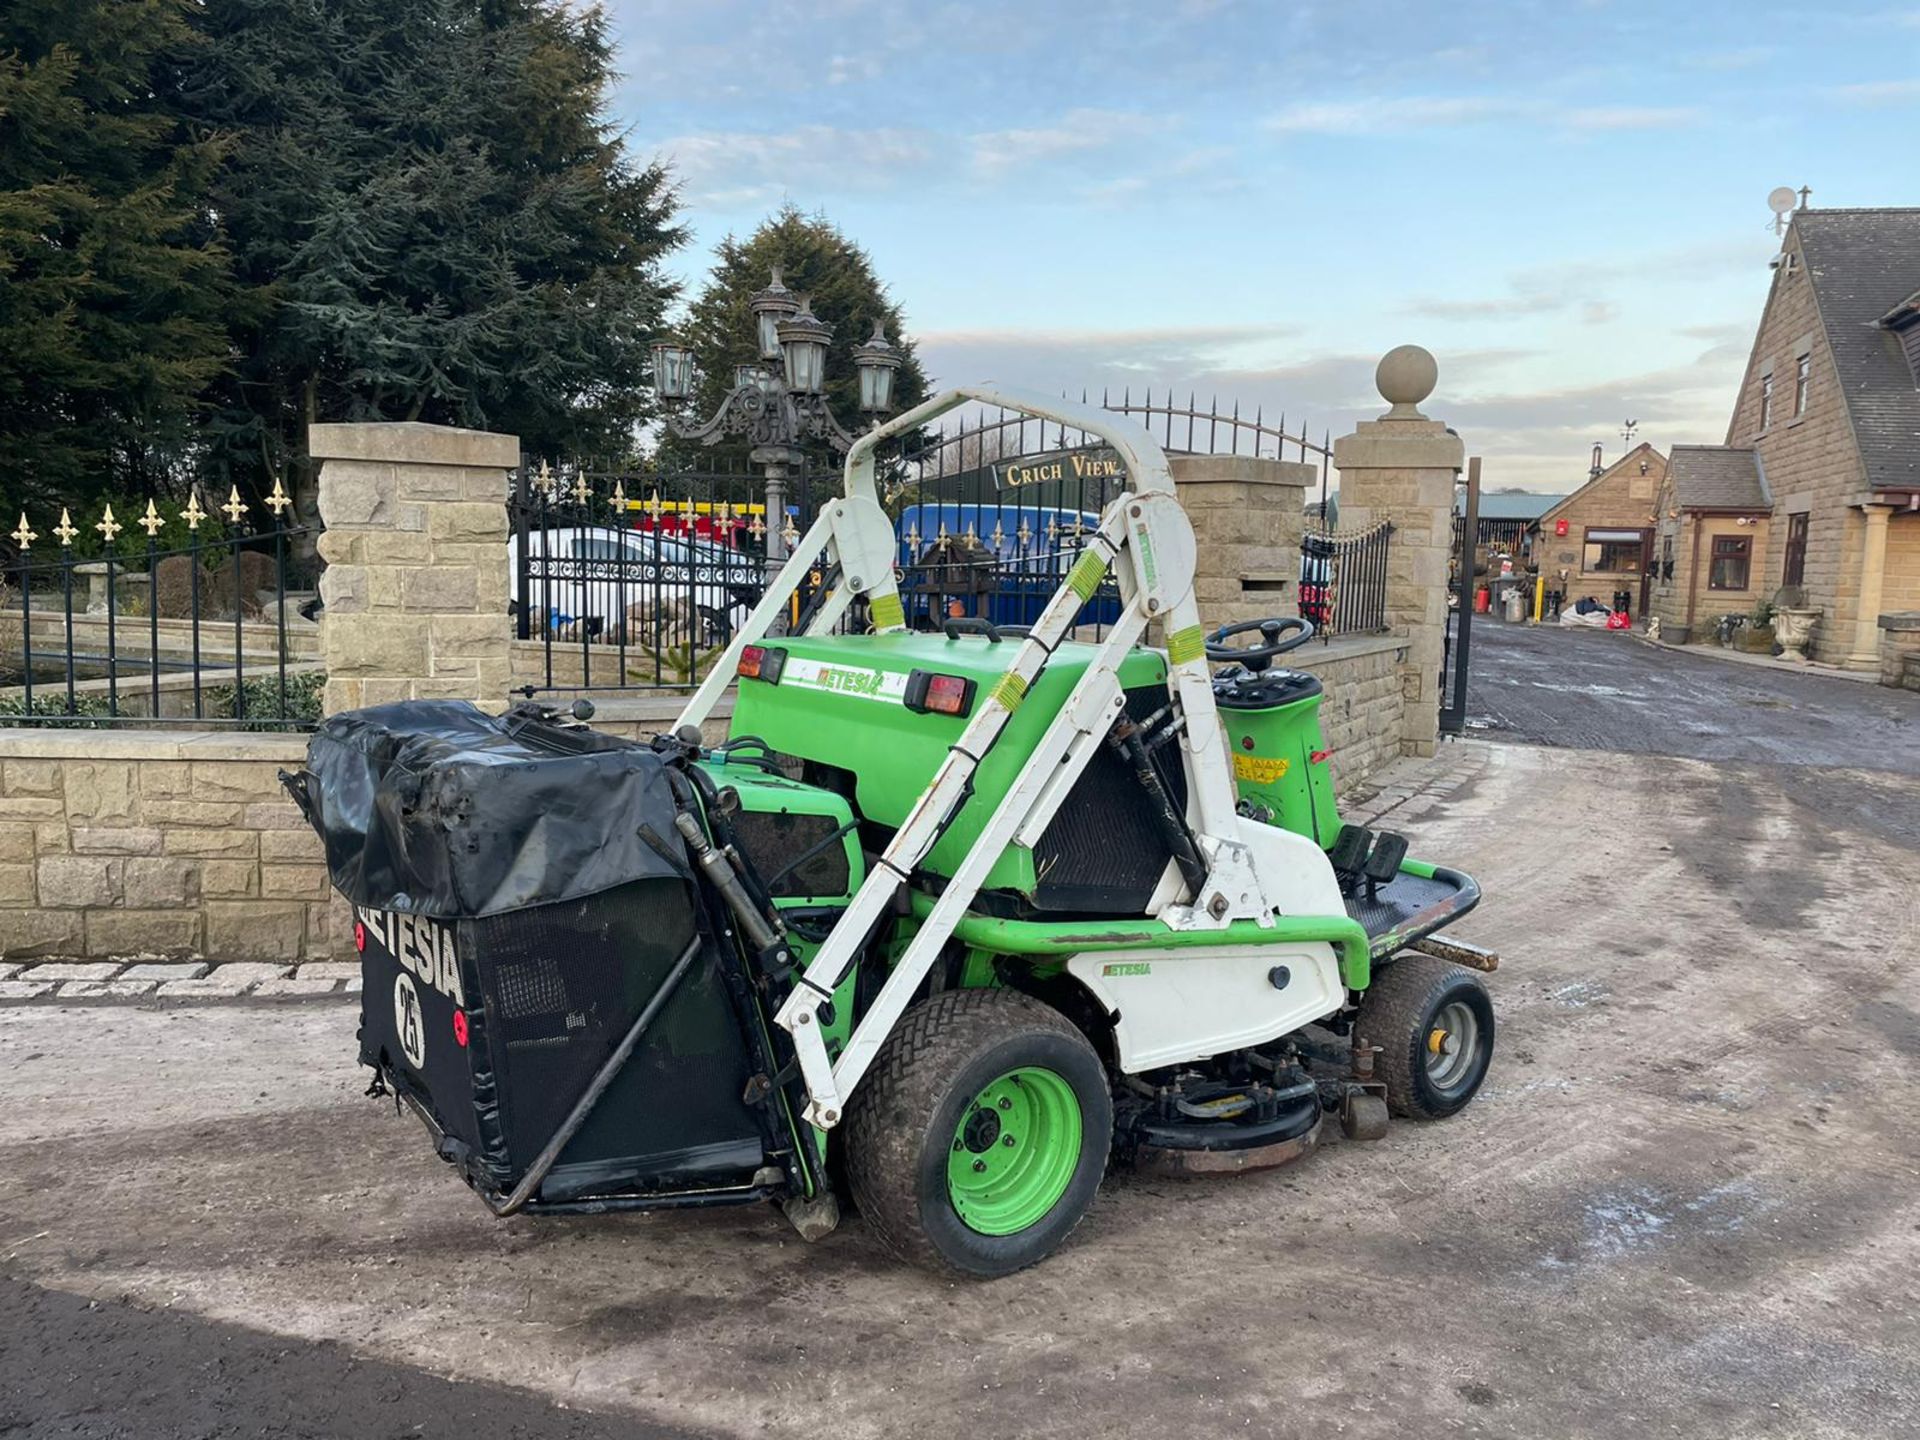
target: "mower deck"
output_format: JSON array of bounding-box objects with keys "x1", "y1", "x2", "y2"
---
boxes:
[{"x1": 1345, "y1": 862, "x2": 1481, "y2": 958}]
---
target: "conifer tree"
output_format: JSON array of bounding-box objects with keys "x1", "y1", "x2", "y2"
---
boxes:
[{"x1": 0, "y1": 0, "x2": 230, "y2": 511}]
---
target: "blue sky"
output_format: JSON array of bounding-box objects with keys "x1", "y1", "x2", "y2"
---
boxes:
[{"x1": 604, "y1": 0, "x2": 1920, "y2": 488}]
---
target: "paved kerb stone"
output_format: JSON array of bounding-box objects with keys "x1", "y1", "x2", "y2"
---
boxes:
[
  {"x1": 0, "y1": 980, "x2": 56, "y2": 999},
  {"x1": 119, "y1": 961, "x2": 212, "y2": 982},
  {"x1": 253, "y1": 977, "x2": 345, "y2": 998},
  {"x1": 24, "y1": 962, "x2": 123, "y2": 982},
  {"x1": 57, "y1": 979, "x2": 160, "y2": 999},
  {"x1": 157, "y1": 963, "x2": 292, "y2": 999}
]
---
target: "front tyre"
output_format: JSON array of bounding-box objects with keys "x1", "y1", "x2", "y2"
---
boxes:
[
  {"x1": 844, "y1": 989, "x2": 1111, "y2": 1279},
  {"x1": 1355, "y1": 955, "x2": 1495, "y2": 1120}
]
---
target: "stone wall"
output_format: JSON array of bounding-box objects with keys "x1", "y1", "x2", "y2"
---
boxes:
[
  {"x1": 0, "y1": 730, "x2": 344, "y2": 962},
  {"x1": 1880, "y1": 611, "x2": 1920, "y2": 689},
  {"x1": 1332, "y1": 351, "x2": 1463, "y2": 760},
  {"x1": 1289, "y1": 635, "x2": 1410, "y2": 791},
  {"x1": 312, "y1": 422, "x2": 517, "y2": 714},
  {"x1": 1721, "y1": 231, "x2": 1866, "y2": 659},
  {"x1": 1170, "y1": 454, "x2": 1312, "y2": 630},
  {"x1": 1652, "y1": 511, "x2": 1776, "y2": 643},
  {"x1": 1533, "y1": 444, "x2": 1666, "y2": 614}
]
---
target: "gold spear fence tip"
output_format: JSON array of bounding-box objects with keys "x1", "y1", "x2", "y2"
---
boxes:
[
  {"x1": 609, "y1": 480, "x2": 627, "y2": 511},
  {"x1": 181, "y1": 489, "x2": 206, "y2": 531},
  {"x1": 96, "y1": 504, "x2": 122, "y2": 544},
  {"x1": 265, "y1": 479, "x2": 292, "y2": 515},
  {"x1": 139, "y1": 500, "x2": 165, "y2": 537},
  {"x1": 571, "y1": 471, "x2": 592, "y2": 507},
  {"x1": 53, "y1": 508, "x2": 78, "y2": 546},
  {"x1": 222, "y1": 486, "x2": 249, "y2": 525},
  {"x1": 11, "y1": 513, "x2": 38, "y2": 551}
]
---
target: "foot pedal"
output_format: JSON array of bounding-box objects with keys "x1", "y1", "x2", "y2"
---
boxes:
[
  {"x1": 1364, "y1": 831, "x2": 1408, "y2": 883},
  {"x1": 1328, "y1": 824, "x2": 1372, "y2": 894},
  {"x1": 1362, "y1": 830, "x2": 1408, "y2": 900}
]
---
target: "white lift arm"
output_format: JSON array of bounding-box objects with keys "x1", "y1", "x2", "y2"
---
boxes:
[{"x1": 673, "y1": 384, "x2": 1272, "y2": 1127}]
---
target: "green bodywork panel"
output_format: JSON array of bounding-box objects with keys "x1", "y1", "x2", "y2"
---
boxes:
[
  {"x1": 729, "y1": 632, "x2": 1171, "y2": 898},
  {"x1": 1219, "y1": 692, "x2": 1342, "y2": 849},
  {"x1": 909, "y1": 890, "x2": 1373, "y2": 991}
]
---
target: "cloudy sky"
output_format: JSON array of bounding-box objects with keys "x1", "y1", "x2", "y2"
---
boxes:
[{"x1": 604, "y1": 0, "x2": 1919, "y2": 490}]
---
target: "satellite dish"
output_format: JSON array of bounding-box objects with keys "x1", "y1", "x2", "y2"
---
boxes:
[{"x1": 1767, "y1": 186, "x2": 1798, "y2": 216}]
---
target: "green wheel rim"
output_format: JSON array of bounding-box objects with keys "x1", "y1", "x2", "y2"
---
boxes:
[{"x1": 946, "y1": 1067, "x2": 1083, "y2": 1236}]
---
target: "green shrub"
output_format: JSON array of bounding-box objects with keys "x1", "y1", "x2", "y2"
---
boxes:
[
  {"x1": 201, "y1": 670, "x2": 325, "y2": 730},
  {"x1": 0, "y1": 690, "x2": 113, "y2": 728}
]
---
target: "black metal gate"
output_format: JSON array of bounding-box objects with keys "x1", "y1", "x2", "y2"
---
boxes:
[
  {"x1": 509, "y1": 460, "x2": 793, "y2": 694},
  {"x1": 1439, "y1": 456, "x2": 1480, "y2": 735},
  {"x1": 507, "y1": 391, "x2": 1339, "y2": 694}
]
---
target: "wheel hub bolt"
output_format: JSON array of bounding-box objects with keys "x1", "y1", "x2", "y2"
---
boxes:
[
  {"x1": 972, "y1": 1159, "x2": 987, "y2": 1173},
  {"x1": 1002, "y1": 1135, "x2": 1015, "y2": 1146},
  {"x1": 997, "y1": 1097, "x2": 1011, "y2": 1110}
]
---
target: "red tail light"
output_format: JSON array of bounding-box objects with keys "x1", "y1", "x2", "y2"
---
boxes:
[
  {"x1": 904, "y1": 669, "x2": 975, "y2": 717},
  {"x1": 737, "y1": 645, "x2": 786, "y2": 682}
]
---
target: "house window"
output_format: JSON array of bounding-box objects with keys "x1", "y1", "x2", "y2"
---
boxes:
[
  {"x1": 1661, "y1": 535, "x2": 1674, "y2": 582},
  {"x1": 1759, "y1": 372, "x2": 1774, "y2": 431},
  {"x1": 1793, "y1": 353, "x2": 1811, "y2": 416},
  {"x1": 1782, "y1": 512, "x2": 1808, "y2": 588},
  {"x1": 1709, "y1": 535, "x2": 1751, "y2": 591},
  {"x1": 1582, "y1": 529, "x2": 1645, "y2": 574}
]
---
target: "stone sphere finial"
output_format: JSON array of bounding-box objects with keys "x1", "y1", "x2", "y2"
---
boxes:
[{"x1": 1376, "y1": 344, "x2": 1437, "y2": 419}]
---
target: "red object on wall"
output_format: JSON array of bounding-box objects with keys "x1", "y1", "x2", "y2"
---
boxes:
[{"x1": 1554, "y1": 518, "x2": 1569, "y2": 536}]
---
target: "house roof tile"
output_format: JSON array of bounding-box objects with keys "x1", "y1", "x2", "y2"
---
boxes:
[
  {"x1": 1794, "y1": 208, "x2": 1920, "y2": 490},
  {"x1": 1667, "y1": 445, "x2": 1770, "y2": 511}
]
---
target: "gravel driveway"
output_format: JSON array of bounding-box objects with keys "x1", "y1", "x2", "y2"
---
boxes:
[{"x1": 5, "y1": 699, "x2": 1918, "y2": 1438}]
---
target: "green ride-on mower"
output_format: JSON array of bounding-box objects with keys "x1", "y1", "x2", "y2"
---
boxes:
[{"x1": 287, "y1": 385, "x2": 1497, "y2": 1278}]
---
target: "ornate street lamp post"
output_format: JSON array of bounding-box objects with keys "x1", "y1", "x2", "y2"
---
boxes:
[{"x1": 651, "y1": 265, "x2": 901, "y2": 582}]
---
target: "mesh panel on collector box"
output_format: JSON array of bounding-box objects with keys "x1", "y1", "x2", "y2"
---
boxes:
[{"x1": 470, "y1": 877, "x2": 767, "y2": 1195}]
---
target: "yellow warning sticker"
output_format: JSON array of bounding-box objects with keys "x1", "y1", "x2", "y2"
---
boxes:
[{"x1": 1233, "y1": 753, "x2": 1291, "y2": 785}]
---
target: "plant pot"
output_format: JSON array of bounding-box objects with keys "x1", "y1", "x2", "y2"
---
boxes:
[{"x1": 1774, "y1": 606, "x2": 1819, "y2": 662}]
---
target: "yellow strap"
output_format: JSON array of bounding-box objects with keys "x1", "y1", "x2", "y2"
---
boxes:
[
  {"x1": 870, "y1": 592, "x2": 905, "y2": 631},
  {"x1": 1067, "y1": 549, "x2": 1107, "y2": 602},
  {"x1": 989, "y1": 672, "x2": 1028, "y2": 712},
  {"x1": 1166, "y1": 624, "x2": 1205, "y2": 665}
]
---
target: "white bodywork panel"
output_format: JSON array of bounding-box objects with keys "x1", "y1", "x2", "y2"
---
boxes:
[{"x1": 1067, "y1": 942, "x2": 1345, "y2": 1073}]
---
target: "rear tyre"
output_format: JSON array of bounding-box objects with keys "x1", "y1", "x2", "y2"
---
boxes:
[
  {"x1": 1355, "y1": 955, "x2": 1494, "y2": 1120},
  {"x1": 844, "y1": 989, "x2": 1111, "y2": 1279}
]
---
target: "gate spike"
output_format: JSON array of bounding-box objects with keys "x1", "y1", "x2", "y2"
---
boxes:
[
  {"x1": 53, "y1": 508, "x2": 78, "y2": 546},
  {"x1": 138, "y1": 500, "x2": 164, "y2": 538},
  {"x1": 95, "y1": 504, "x2": 122, "y2": 544},
  {"x1": 11, "y1": 513, "x2": 37, "y2": 551}
]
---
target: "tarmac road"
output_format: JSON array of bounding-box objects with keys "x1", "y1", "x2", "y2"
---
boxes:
[
  {"x1": 1464, "y1": 620, "x2": 1919, "y2": 776},
  {"x1": 4, "y1": 656, "x2": 1920, "y2": 1437}
]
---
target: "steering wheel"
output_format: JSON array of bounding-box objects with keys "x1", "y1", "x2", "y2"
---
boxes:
[{"x1": 1203, "y1": 616, "x2": 1316, "y2": 672}]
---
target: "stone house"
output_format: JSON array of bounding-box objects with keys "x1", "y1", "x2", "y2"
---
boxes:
[
  {"x1": 1526, "y1": 443, "x2": 1669, "y2": 615},
  {"x1": 1648, "y1": 446, "x2": 1773, "y2": 641},
  {"x1": 1649, "y1": 207, "x2": 1920, "y2": 668}
]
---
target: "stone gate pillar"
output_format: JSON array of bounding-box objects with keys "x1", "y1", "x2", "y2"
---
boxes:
[
  {"x1": 1331, "y1": 347, "x2": 1464, "y2": 758},
  {"x1": 309, "y1": 422, "x2": 518, "y2": 716},
  {"x1": 1170, "y1": 454, "x2": 1313, "y2": 632}
]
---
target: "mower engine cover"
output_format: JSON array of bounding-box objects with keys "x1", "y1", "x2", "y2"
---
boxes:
[{"x1": 288, "y1": 701, "x2": 780, "y2": 1207}]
